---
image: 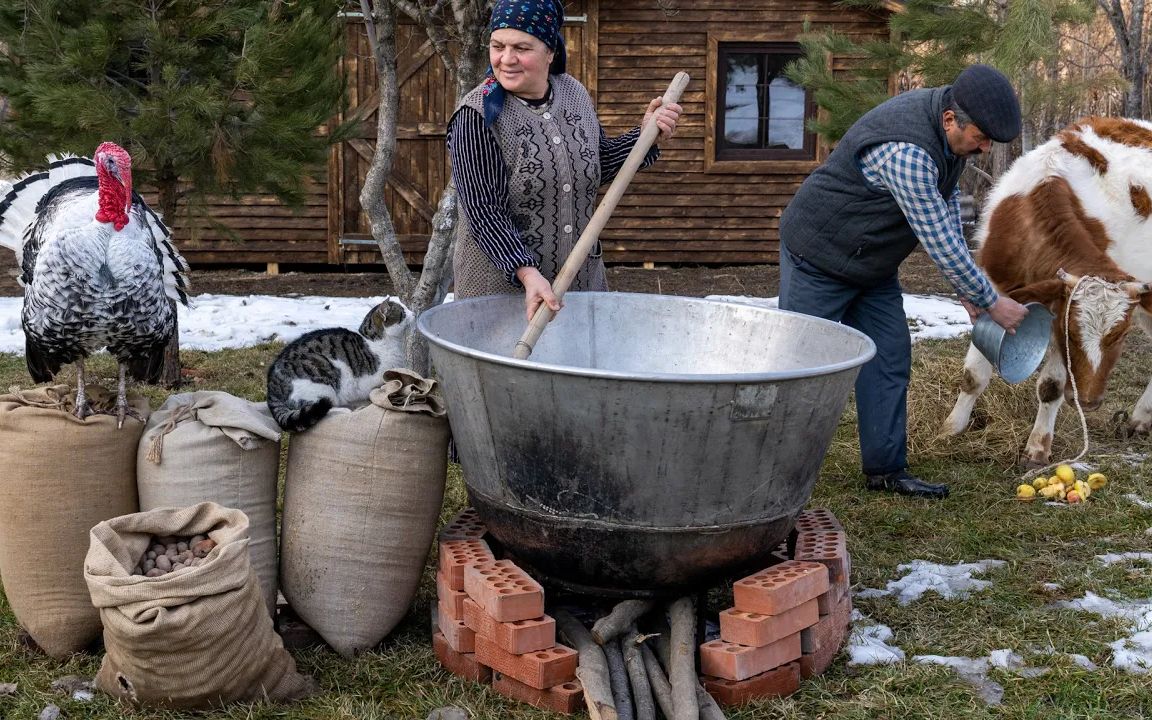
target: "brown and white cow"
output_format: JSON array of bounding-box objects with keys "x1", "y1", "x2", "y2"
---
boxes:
[{"x1": 942, "y1": 117, "x2": 1152, "y2": 466}]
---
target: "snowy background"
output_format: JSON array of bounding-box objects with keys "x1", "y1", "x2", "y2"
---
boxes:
[{"x1": 0, "y1": 292, "x2": 972, "y2": 353}]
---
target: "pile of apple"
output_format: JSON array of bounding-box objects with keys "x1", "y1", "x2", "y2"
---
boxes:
[{"x1": 1016, "y1": 464, "x2": 1108, "y2": 504}]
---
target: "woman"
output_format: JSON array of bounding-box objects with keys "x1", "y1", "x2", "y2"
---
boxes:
[{"x1": 448, "y1": 0, "x2": 680, "y2": 321}]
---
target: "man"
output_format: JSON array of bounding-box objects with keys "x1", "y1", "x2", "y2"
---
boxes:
[{"x1": 778, "y1": 64, "x2": 1029, "y2": 499}]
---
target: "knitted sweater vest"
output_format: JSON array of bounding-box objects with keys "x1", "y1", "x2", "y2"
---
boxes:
[
  {"x1": 453, "y1": 73, "x2": 607, "y2": 299},
  {"x1": 780, "y1": 87, "x2": 965, "y2": 285}
]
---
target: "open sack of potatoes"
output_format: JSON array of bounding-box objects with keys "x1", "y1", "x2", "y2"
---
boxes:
[
  {"x1": 0, "y1": 384, "x2": 144, "y2": 658},
  {"x1": 84, "y1": 502, "x2": 315, "y2": 710},
  {"x1": 137, "y1": 391, "x2": 283, "y2": 616},
  {"x1": 280, "y1": 369, "x2": 449, "y2": 657}
]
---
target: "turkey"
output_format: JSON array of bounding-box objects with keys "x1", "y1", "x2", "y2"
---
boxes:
[{"x1": 0, "y1": 142, "x2": 190, "y2": 425}]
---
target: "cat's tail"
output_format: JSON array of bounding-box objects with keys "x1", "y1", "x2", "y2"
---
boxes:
[{"x1": 268, "y1": 397, "x2": 334, "y2": 433}]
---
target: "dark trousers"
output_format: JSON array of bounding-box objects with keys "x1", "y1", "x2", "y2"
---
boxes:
[{"x1": 778, "y1": 248, "x2": 910, "y2": 476}]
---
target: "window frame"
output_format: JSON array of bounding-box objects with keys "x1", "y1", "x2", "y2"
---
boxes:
[{"x1": 705, "y1": 32, "x2": 824, "y2": 174}]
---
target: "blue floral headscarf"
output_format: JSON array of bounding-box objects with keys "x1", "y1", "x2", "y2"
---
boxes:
[{"x1": 482, "y1": 0, "x2": 567, "y2": 127}]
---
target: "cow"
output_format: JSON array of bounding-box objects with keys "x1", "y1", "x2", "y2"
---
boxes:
[{"x1": 941, "y1": 117, "x2": 1152, "y2": 466}]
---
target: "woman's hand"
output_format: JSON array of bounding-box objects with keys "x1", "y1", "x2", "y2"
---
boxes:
[
  {"x1": 643, "y1": 98, "x2": 682, "y2": 143},
  {"x1": 516, "y1": 266, "x2": 562, "y2": 322}
]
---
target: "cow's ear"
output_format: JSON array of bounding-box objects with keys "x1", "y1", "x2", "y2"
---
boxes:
[{"x1": 1008, "y1": 279, "x2": 1065, "y2": 308}]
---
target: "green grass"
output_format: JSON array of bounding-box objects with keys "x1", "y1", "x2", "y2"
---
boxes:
[{"x1": 1, "y1": 334, "x2": 1151, "y2": 719}]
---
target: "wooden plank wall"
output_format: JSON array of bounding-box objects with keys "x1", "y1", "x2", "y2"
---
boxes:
[
  {"x1": 596, "y1": 0, "x2": 889, "y2": 264},
  {"x1": 169, "y1": 0, "x2": 889, "y2": 268},
  {"x1": 151, "y1": 181, "x2": 330, "y2": 265},
  {"x1": 337, "y1": 18, "x2": 458, "y2": 265}
]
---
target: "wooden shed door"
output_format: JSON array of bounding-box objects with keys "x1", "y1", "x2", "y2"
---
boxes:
[{"x1": 329, "y1": 3, "x2": 598, "y2": 265}]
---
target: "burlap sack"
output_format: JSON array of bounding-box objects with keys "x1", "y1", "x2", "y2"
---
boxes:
[
  {"x1": 280, "y1": 369, "x2": 449, "y2": 657},
  {"x1": 85, "y1": 502, "x2": 314, "y2": 709},
  {"x1": 0, "y1": 384, "x2": 145, "y2": 658},
  {"x1": 137, "y1": 391, "x2": 282, "y2": 616}
]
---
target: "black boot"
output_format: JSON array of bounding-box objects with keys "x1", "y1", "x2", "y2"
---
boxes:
[{"x1": 865, "y1": 469, "x2": 949, "y2": 499}]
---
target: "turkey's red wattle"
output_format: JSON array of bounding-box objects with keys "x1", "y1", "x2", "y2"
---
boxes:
[{"x1": 95, "y1": 173, "x2": 130, "y2": 231}]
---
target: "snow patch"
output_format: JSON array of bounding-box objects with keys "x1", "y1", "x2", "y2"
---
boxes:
[
  {"x1": 705, "y1": 293, "x2": 973, "y2": 344},
  {"x1": 1125, "y1": 493, "x2": 1152, "y2": 509},
  {"x1": 1095, "y1": 552, "x2": 1152, "y2": 566},
  {"x1": 1059, "y1": 591, "x2": 1152, "y2": 674},
  {"x1": 857, "y1": 559, "x2": 1007, "y2": 606},
  {"x1": 846, "y1": 610, "x2": 905, "y2": 666}
]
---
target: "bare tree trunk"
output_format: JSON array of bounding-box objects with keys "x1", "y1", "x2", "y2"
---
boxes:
[
  {"x1": 1098, "y1": 0, "x2": 1148, "y2": 117},
  {"x1": 357, "y1": 1, "x2": 490, "y2": 375},
  {"x1": 360, "y1": 0, "x2": 415, "y2": 306}
]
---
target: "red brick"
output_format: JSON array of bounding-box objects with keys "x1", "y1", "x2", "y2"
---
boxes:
[
  {"x1": 463, "y1": 598, "x2": 556, "y2": 655},
  {"x1": 433, "y1": 631, "x2": 491, "y2": 684},
  {"x1": 702, "y1": 661, "x2": 801, "y2": 707},
  {"x1": 799, "y1": 594, "x2": 852, "y2": 679},
  {"x1": 438, "y1": 539, "x2": 495, "y2": 591},
  {"x1": 437, "y1": 571, "x2": 467, "y2": 621},
  {"x1": 839, "y1": 551, "x2": 853, "y2": 595},
  {"x1": 475, "y1": 634, "x2": 578, "y2": 690},
  {"x1": 493, "y1": 673, "x2": 584, "y2": 714},
  {"x1": 464, "y1": 560, "x2": 545, "y2": 623},
  {"x1": 439, "y1": 608, "x2": 476, "y2": 653},
  {"x1": 794, "y1": 530, "x2": 848, "y2": 588},
  {"x1": 732, "y1": 560, "x2": 830, "y2": 615},
  {"x1": 719, "y1": 598, "x2": 819, "y2": 648},
  {"x1": 793, "y1": 508, "x2": 843, "y2": 534},
  {"x1": 439, "y1": 507, "x2": 488, "y2": 542},
  {"x1": 699, "y1": 633, "x2": 802, "y2": 682}
]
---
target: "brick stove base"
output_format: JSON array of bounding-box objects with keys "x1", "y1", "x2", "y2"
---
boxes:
[{"x1": 433, "y1": 507, "x2": 853, "y2": 712}]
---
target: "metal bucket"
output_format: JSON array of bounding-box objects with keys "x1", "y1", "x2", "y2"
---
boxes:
[
  {"x1": 418, "y1": 293, "x2": 876, "y2": 594},
  {"x1": 972, "y1": 302, "x2": 1054, "y2": 384}
]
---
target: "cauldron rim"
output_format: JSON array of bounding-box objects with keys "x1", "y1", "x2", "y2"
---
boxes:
[{"x1": 417, "y1": 291, "x2": 876, "y2": 383}]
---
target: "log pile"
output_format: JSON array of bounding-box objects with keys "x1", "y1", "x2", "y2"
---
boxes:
[{"x1": 432, "y1": 507, "x2": 853, "y2": 713}]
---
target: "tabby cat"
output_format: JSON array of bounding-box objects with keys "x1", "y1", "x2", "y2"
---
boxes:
[{"x1": 266, "y1": 298, "x2": 413, "y2": 432}]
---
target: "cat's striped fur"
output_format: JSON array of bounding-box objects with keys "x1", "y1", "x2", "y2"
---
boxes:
[{"x1": 265, "y1": 298, "x2": 412, "y2": 432}]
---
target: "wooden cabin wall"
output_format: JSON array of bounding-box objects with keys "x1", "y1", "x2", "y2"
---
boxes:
[
  {"x1": 150, "y1": 181, "x2": 330, "y2": 266},
  {"x1": 596, "y1": 1, "x2": 889, "y2": 264},
  {"x1": 169, "y1": 0, "x2": 890, "y2": 268}
]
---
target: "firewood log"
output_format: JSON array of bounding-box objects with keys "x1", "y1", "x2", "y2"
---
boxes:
[
  {"x1": 592, "y1": 599, "x2": 654, "y2": 645},
  {"x1": 624, "y1": 629, "x2": 656, "y2": 720},
  {"x1": 695, "y1": 682, "x2": 727, "y2": 720},
  {"x1": 604, "y1": 637, "x2": 634, "y2": 720},
  {"x1": 555, "y1": 608, "x2": 618, "y2": 720},
  {"x1": 639, "y1": 641, "x2": 676, "y2": 719},
  {"x1": 668, "y1": 596, "x2": 699, "y2": 720}
]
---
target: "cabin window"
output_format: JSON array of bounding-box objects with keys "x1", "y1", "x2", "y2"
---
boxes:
[{"x1": 715, "y1": 43, "x2": 815, "y2": 161}]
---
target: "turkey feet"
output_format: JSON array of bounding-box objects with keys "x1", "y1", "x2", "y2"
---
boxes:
[
  {"x1": 72, "y1": 360, "x2": 93, "y2": 420},
  {"x1": 114, "y1": 363, "x2": 143, "y2": 429}
]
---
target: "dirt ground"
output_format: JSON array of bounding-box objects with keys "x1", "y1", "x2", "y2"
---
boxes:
[{"x1": 0, "y1": 249, "x2": 955, "y2": 299}]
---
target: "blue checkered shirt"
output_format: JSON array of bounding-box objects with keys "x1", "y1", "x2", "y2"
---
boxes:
[{"x1": 859, "y1": 142, "x2": 998, "y2": 308}]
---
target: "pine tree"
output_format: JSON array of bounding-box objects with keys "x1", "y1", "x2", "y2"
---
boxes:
[
  {"x1": 0, "y1": 0, "x2": 345, "y2": 223},
  {"x1": 0, "y1": 0, "x2": 346, "y2": 386},
  {"x1": 786, "y1": 0, "x2": 1101, "y2": 148}
]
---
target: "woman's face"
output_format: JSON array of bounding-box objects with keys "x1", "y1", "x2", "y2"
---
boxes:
[{"x1": 489, "y1": 28, "x2": 554, "y2": 99}]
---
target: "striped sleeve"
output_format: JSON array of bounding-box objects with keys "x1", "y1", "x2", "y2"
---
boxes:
[
  {"x1": 446, "y1": 107, "x2": 538, "y2": 285},
  {"x1": 599, "y1": 126, "x2": 660, "y2": 185},
  {"x1": 858, "y1": 142, "x2": 998, "y2": 308}
]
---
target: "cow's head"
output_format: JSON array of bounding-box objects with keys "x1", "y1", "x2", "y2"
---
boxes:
[{"x1": 1013, "y1": 269, "x2": 1152, "y2": 409}]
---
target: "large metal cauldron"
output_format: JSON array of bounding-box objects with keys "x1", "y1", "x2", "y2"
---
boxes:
[{"x1": 418, "y1": 293, "x2": 875, "y2": 595}]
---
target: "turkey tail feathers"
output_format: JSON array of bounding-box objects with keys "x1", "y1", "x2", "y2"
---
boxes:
[{"x1": 0, "y1": 155, "x2": 94, "y2": 258}]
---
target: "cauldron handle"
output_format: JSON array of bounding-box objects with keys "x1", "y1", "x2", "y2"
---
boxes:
[{"x1": 512, "y1": 71, "x2": 691, "y2": 360}]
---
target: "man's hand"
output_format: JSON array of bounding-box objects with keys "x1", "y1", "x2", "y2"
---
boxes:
[
  {"x1": 984, "y1": 295, "x2": 1029, "y2": 334},
  {"x1": 516, "y1": 266, "x2": 561, "y2": 322}
]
